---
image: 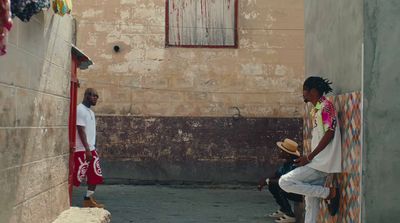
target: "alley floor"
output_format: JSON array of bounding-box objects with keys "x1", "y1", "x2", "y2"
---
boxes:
[{"x1": 72, "y1": 185, "x2": 281, "y2": 223}]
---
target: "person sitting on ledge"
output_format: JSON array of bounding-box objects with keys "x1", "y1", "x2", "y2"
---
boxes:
[{"x1": 258, "y1": 138, "x2": 303, "y2": 223}]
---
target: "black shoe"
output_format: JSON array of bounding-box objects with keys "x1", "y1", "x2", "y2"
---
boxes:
[{"x1": 327, "y1": 187, "x2": 340, "y2": 216}]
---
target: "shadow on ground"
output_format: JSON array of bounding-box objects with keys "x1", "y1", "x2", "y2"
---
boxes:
[{"x1": 72, "y1": 185, "x2": 280, "y2": 223}]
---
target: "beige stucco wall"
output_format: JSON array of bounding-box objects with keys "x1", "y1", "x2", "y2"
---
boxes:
[
  {"x1": 0, "y1": 11, "x2": 73, "y2": 223},
  {"x1": 73, "y1": 0, "x2": 304, "y2": 118}
]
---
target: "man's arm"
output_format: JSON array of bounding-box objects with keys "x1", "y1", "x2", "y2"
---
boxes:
[
  {"x1": 77, "y1": 125, "x2": 93, "y2": 161},
  {"x1": 308, "y1": 130, "x2": 334, "y2": 160},
  {"x1": 295, "y1": 130, "x2": 334, "y2": 166},
  {"x1": 257, "y1": 169, "x2": 280, "y2": 191},
  {"x1": 296, "y1": 99, "x2": 338, "y2": 166}
]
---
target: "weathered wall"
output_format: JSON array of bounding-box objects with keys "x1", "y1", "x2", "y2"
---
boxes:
[
  {"x1": 304, "y1": 0, "x2": 363, "y2": 94},
  {"x1": 98, "y1": 116, "x2": 302, "y2": 184},
  {"x1": 73, "y1": 0, "x2": 304, "y2": 184},
  {"x1": 363, "y1": 0, "x2": 400, "y2": 221},
  {"x1": 73, "y1": 0, "x2": 304, "y2": 117},
  {"x1": 0, "y1": 12, "x2": 73, "y2": 223}
]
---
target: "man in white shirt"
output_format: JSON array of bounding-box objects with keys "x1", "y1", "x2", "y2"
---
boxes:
[
  {"x1": 73, "y1": 88, "x2": 104, "y2": 208},
  {"x1": 279, "y1": 77, "x2": 341, "y2": 223}
]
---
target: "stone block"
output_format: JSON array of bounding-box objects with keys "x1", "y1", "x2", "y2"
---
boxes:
[
  {"x1": 55, "y1": 16, "x2": 73, "y2": 43},
  {"x1": 34, "y1": 60, "x2": 70, "y2": 96},
  {"x1": 16, "y1": 89, "x2": 69, "y2": 127},
  {"x1": 7, "y1": 19, "x2": 19, "y2": 46},
  {"x1": 10, "y1": 182, "x2": 69, "y2": 223},
  {"x1": 240, "y1": 29, "x2": 304, "y2": 50},
  {"x1": 142, "y1": 102, "x2": 174, "y2": 116},
  {"x1": 0, "y1": 45, "x2": 43, "y2": 88},
  {"x1": 168, "y1": 75, "x2": 195, "y2": 89},
  {"x1": 0, "y1": 168, "x2": 18, "y2": 223},
  {"x1": 145, "y1": 48, "x2": 165, "y2": 61},
  {"x1": 96, "y1": 102, "x2": 134, "y2": 116},
  {"x1": 240, "y1": 63, "x2": 265, "y2": 76},
  {"x1": 52, "y1": 207, "x2": 111, "y2": 223},
  {"x1": 0, "y1": 85, "x2": 16, "y2": 127},
  {"x1": 239, "y1": 0, "x2": 304, "y2": 30},
  {"x1": 44, "y1": 32, "x2": 71, "y2": 70},
  {"x1": 17, "y1": 128, "x2": 68, "y2": 166},
  {"x1": 101, "y1": 86, "x2": 131, "y2": 103},
  {"x1": 14, "y1": 155, "x2": 68, "y2": 205},
  {"x1": 18, "y1": 18, "x2": 46, "y2": 58},
  {"x1": 0, "y1": 129, "x2": 25, "y2": 169}
]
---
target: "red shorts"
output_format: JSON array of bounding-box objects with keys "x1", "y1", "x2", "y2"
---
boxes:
[{"x1": 73, "y1": 150, "x2": 104, "y2": 187}]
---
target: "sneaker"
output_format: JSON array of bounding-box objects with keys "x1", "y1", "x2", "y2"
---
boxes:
[
  {"x1": 274, "y1": 214, "x2": 296, "y2": 223},
  {"x1": 83, "y1": 196, "x2": 105, "y2": 208},
  {"x1": 266, "y1": 210, "x2": 284, "y2": 218}
]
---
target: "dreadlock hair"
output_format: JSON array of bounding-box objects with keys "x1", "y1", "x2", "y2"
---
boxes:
[{"x1": 303, "y1": 76, "x2": 333, "y2": 96}]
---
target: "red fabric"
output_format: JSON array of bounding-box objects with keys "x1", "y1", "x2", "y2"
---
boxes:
[
  {"x1": 73, "y1": 150, "x2": 104, "y2": 187},
  {"x1": 0, "y1": 0, "x2": 13, "y2": 55}
]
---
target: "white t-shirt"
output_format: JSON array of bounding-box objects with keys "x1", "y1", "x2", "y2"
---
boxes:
[
  {"x1": 75, "y1": 103, "x2": 96, "y2": 151},
  {"x1": 307, "y1": 97, "x2": 342, "y2": 173}
]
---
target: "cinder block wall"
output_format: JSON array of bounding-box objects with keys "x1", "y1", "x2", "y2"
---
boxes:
[
  {"x1": 72, "y1": 0, "x2": 305, "y2": 184},
  {"x1": 0, "y1": 12, "x2": 73, "y2": 223}
]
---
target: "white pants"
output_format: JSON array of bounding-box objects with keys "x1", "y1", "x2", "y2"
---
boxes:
[{"x1": 279, "y1": 166, "x2": 330, "y2": 223}]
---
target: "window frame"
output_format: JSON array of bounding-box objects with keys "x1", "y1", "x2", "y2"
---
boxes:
[{"x1": 165, "y1": 0, "x2": 239, "y2": 48}]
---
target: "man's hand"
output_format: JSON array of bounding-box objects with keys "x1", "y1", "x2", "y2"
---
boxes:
[
  {"x1": 294, "y1": 155, "x2": 310, "y2": 166},
  {"x1": 257, "y1": 178, "x2": 267, "y2": 191},
  {"x1": 85, "y1": 150, "x2": 93, "y2": 162}
]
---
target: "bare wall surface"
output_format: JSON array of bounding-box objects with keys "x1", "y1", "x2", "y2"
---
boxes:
[
  {"x1": 363, "y1": 0, "x2": 400, "y2": 221},
  {"x1": 73, "y1": 0, "x2": 305, "y2": 118},
  {"x1": 304, "y1": 0, "x2": 363, "y2": 94},
  {"x1": 0, "y1": 11, "x2": 73, "y2": 223},
  {"x1": 97, "y1": 116, "x2": 302, "y2": 184}
]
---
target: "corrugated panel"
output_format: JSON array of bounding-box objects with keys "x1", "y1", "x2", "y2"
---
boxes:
[{"x1": 167, "y1": 0, "x2": 236, "y2": 47}]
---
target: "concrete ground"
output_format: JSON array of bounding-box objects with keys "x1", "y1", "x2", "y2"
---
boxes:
[{"x1": 72, "y1": 185, "x2": 283, "y2": 223}]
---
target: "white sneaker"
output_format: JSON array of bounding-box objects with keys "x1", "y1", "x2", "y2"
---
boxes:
[
  {"x1": 266, "y1": 210, "x2": 284, "y2": 218},
  {"x1": 274, "y1": 214, "x2": 296, "y2": 223}
]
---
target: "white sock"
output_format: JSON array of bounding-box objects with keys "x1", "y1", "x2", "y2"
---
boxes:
[{"x1": 86, "y1": 190, "x2": 95, "y2": 197}]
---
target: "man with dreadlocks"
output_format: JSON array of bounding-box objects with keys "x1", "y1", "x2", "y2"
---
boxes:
[{"x1": 278, "y1": 77, "x2": 341, "y2": 223}]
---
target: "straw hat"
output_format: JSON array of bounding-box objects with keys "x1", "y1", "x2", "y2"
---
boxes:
[{"x1": 276, "y1": 138, "x2": 301, "y2": 157}]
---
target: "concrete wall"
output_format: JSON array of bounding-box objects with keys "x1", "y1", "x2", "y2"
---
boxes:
[
  {"x1": 0, "y1": 11, "x2": 73, "y2": 223},
  {"x1": 71, "y1": 0, "x2": 305, "y2": 184},
  {"x1": 306, "y1": 0, "x2": 400, "y2": 222},
  {"x1": 304, "y1": 0, "x2": 363, "y2": 93},
  {"x1": 363, "y1": 0, "x2": 400, "y2": 221}
]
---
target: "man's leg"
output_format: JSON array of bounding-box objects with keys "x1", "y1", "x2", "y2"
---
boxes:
[
  {"x1": 83, "y1": 151, "x2": 104, "y2": 208},
  {"x1": 86, "y1": 184, "x2": 96, "y2": 198},
  {"x1": 279, "y1": 166, "x2": 328, "y2": 223},
  {"x1": 268, "y1": 181, "x2": 285, "y2": 210},
  {"x1": 279, "y1": 166, "x2": 329, "y2": 198},
  {"x1": 304, "y1": 195, "x2": 319, "y2": 223},
  {"x1": 277, "y1": 188, "x2": 295, "y2": 217}
]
